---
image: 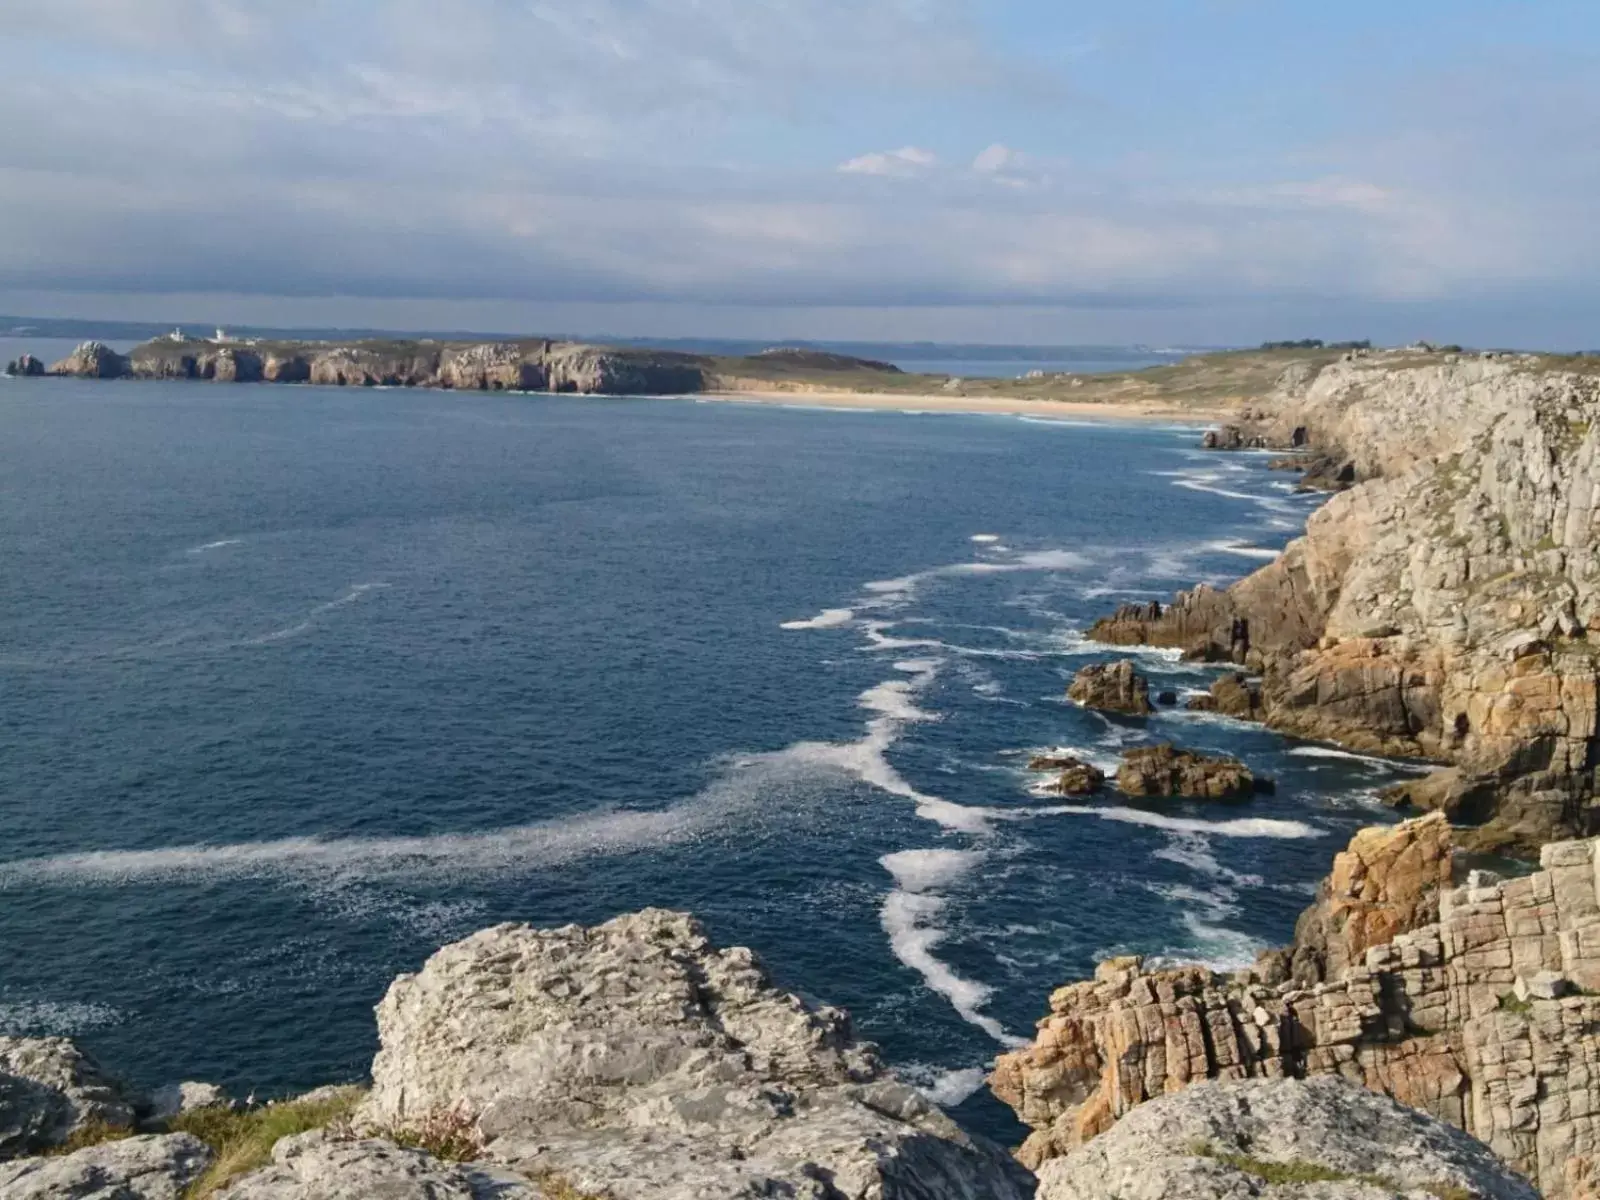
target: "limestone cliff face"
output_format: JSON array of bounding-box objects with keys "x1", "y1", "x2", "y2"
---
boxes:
[
  {"x1": 989, "y1": 814, "x2": 1600, "y2": 1197},
  {"x1": 48, "y1": 337, "x2": 709, "y2": 396},
  {"x1": 1095, "y1": 350, "x2": 1600, "y2": 848}
]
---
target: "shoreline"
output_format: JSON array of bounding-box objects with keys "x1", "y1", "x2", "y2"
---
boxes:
[{"x1": 704, "y1": 388, "x2": 1230, "y2": 424}]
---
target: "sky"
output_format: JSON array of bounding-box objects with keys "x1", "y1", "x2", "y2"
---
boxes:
[{"x1": 2, "y1": 0, "x2": 1598, "y2": 347}]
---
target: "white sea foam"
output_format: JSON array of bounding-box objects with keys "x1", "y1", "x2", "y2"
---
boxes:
[
  {"x1": 249, "y1": 583, "x2": 389, "y2": 645},
  {"x1": 920, "y1": 1066, "x2": 990, "y2": 1106},
  {"x1": 1152, "y1": 834, "x2": 1265, "y2": 887},
  {"x1": 880, "y1": 887, "x2": 1025, "y2": 1048},
  {"x1": 970, "y1": 534, "x2": 1001, "y2": 544},
  {"x1": 187, "y1": 538, "x2": 242, "y2": 554},
  {"x1": 859, "y1": 679, "x2": 939, "y2": 723},
  {"x1": 1016, "y1": 805, "x2": 1322, "y2": 840},
  {"x1": 780, "y1": 608, "x2": 855, "y2": 631},
  {"x1": 882, "y1": 848, "x2": 984, "y2": 894},
  {"x1": 860, "y1": 549, "x2": 1090, "y2": 608},
  {"x1": 0, "y1": 1000, "x2": 122, "y2": 1035},
  {"x1": 1205, "y1": 539, "x2": 1281, "y2": 561},
  {"x1": 1287, "y1": 746, "x2": 1430, "y2": 772}
]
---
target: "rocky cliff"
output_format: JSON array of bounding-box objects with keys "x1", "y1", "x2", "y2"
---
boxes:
[
  {"x1": 39, "y1": 337, "x2": 711, "y2": 396},
  {"x1": 1092, "y1": 349, "x2": 1600, "y2": 851},
  {"x1": 990, "y1": 813, "x2": 1600, "y2": 1197}
]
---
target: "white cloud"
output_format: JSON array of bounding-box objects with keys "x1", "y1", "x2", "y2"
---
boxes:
[
  {"x1": 972, "y1": 143, "x2": 1023, "y2": 174},
  {"x1": 838, "y1": 147, "x2": 940, "y2": 177}
]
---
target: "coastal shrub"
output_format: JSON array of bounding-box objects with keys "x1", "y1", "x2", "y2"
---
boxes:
[
  {"x1": 171, "y1": 1086, "x2": 365, "y2": 1198},
  {"x1": 371, "y1": 1102, "x2": 484, "y2": 1162},
  {"x1": 1499, "y1": 992, "x2": 1535, "y2": 1016},
  {"x1": 536, "y1": 1172, "x2": 611, "y2": 1200}
]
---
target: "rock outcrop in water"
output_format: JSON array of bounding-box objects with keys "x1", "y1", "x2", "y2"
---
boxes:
[
  {"x1": 1095, "y1": 350, "x2": 1600, "y2": 852},
  {"x1": 48, "y1": 341, "x2": 128, "y2": 379},
  {"x1": 1114, "y1": 743, "x2": 1263, "y2": 799},
  {"x1": 1032, "y1": 1075, "x2": 1537, "y2": 1200},
  {"x1": 990, "y1": 814, "x2": 1600, "y2": 1197},
  {"x1": 1066, "y1": 660, "x2": 1152, "y2": 715}
]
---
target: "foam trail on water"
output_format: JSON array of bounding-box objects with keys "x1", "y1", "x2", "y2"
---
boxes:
[
  {"x1": 970, "y1": 534, "x2": 1001, "y2": 544},
  {"x1": 780, "y1": 608, "x2": 855, "y2": 631},
  {"x1": 187, "y1": 538, "x2": 242, "y2": 554},
  {"x1": 1288, "y1": 745, "x2": 1429, "y2": 771},
  {"x1": 1014, "y1": 805, "x2": 1322, "y2": 840},
  {"x1": 880, "y1": 849, "x2": 1026, "y2": 1048},
  {"x1": 1205, "y1": 539, "x2": 1281, "y2": 561},
  {"x1": 249, "y1": 583, "x2": 389, "y2": 645}
]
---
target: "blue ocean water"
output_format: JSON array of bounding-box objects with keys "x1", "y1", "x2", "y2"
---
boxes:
[{"x1": 0, "y1": 371, "x2": 1422, "y2": 1139}]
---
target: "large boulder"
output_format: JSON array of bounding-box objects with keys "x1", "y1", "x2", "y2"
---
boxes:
[
  {"x1": 1034, "y1": 1076, "x2": 1537, "y2": 1200},
  {"x1": 1286, "y1": 812, "x2": 1456, "y2": 983},
  {"x1": 360, "y1": 909, "x2": 1033, "y2": 1200},
  {"x1": 4, "y1": 354, "x2": 44, "y2": 377},
  {"x1": 48, "y1": 341, "x2": 127, "y2": 379},
  {"x1": 1067, "y1": 660, "x2": 1152, "y2": 715},
  {"x1": 1114, "y1": 743, "x2": 1263, "y2": 800},
  {"x1": 214, "y1": 1131, "x2": 534, "y2": 1200},
  {"x1": 0, "y1": 1038, "x2": 139, "y2": 1159},
  {"x1": 0, "y1": 1133, "x2": 210, "y2": 1199},
  {"x1": 1186, "y1": 673, "x2": 1265, "y2": 720}
]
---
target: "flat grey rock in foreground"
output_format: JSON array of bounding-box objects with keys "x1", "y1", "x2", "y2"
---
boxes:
[
  {"x1": 360, "y1": 908, "x2": 1035, "y2": 1200},
  {"x1": 1036, "y1": 1076, "x2": 1539, "y2": 1200},
  {"x1": 214, "y1": 1131, "x2": 534, "y2": 1200},
  {"x1": 0, "y1": 1132, "x2": 211, "y2": 1199}
]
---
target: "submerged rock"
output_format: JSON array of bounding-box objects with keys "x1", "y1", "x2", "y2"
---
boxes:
[
  {"x1": 1067, "y1": 660, "x2": 1152, "y2": 715},
  {"x1": 360, "y1": 909, "x2": 1033, "y2": 1200},
  {"x1": 1033, "y1": 1076, "x2": 1537, "y2": 1200},
  {"x1": 1114, "y1": 743, "x2": 1262, "y2": 800},
  {"x1": 0, "y1": 1133, "x2": 211, "y2": 1200},
  {"x1": 0, "y1": 1037, "x2": 139, "y2": 1159}
]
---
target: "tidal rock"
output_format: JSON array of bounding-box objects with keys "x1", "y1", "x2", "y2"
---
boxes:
[
  {"x1": 1185, "y1": 673, "x2": 1265, "y2": 719},
  {"x1": 4, "y1": 354, "x2": 44, "y2": 377},
  {"x1": 1201, "y1": 424, "x2": 1270, "y2": 451},
  {"x1": 1156, "y1": 689, "x2": 1179, "y2": 706},
  {"x1": 1114, "y1": 743, "x2": 1261, "y2": 800},
  {"x1": 360, "y1": 909, "x2": 1033, "y2": 1200},
  {"x1": 1052, "y1": 762, "x2": 1107, "y2": 796},
  {"x1": 0, "y1": 1133, "x2": 211, "y2": 1200},
  {"x1": 1067, "y1": 660, "x2": 1152, "y2": 715},
  {"x1": 215, "y1": 1131, "x2": 534, "y2": 1200},
  {"x1": 1034, "y1": 1076, "x2": 1538, "y2": 1200},
  {"x1": 0, "y1": 1038, "x2": 139, "y2": 1159},
  {"x1": 149, "y1": 1080, "x2": 231, "y2": 1119},
  {"x1": 991, "y1": 823, "x2": 1600, "y2": 1197},
  {"x1": 48, "y1": 341, "x2": 127, "y2": 379}
]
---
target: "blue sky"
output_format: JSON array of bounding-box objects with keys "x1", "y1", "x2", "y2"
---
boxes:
[{"x1": 1, "y1": 0, "x2": 1597, "y2": 346}]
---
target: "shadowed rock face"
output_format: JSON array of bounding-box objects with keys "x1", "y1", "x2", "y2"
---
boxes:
[
  {"x1": 990, "y1": 814, "x2": 1600, "y2": 1198},
  {"x1": 360, "y1": 909, "x2": 1035, "y2": 1200},
  {"x1": 0, "y1": 1037, "x2": 139, "y2": 1159},
  {"x1": 1033, "y1": 1076, "x2": 1538, "y2": 1200},
  {"x1": 1093, "y1": 351, "x2": 1600, "y2": 851}
]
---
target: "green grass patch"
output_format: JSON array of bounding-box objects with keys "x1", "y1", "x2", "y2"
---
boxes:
[
  {"x1": 1189, "y1": 1142, "x2": 1473, "y2": 1198},
  {"x1": 170, "y1": 1087, "x2": 365, "y2": 1199},
  {"x1": 1499, "y1": 992, "x2": 1534, "y2": 1016}
]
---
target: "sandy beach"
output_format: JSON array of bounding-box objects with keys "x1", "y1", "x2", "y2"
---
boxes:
[{"x1": 705, "y1": 389, "x2": 1231, "y2": 425}]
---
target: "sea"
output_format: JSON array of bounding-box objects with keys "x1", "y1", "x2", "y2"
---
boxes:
[{"x1": 0, "y1": 338, "x2": 1424, "y2": 1140}]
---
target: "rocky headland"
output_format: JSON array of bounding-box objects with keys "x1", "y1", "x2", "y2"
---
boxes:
[
  {"x1": 1089, "y1": 346, "x2": 1600, "y2": 853},
  {"x1": 0, "y1": 899, "x2": 1553, "y2": 1200}
]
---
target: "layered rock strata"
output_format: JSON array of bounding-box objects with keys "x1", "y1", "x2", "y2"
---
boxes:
[
  {"x1": 1094, "y1": 350, "x2": 1600, "y2": 850},
  {"x1": 1066, "y1": 660, "x2": 1152, "y2": 715},
  {"x1": 989, "y1": 815, "x2": 1600, "y2": 1197},
  {"x1": 1033, "y1": 1075, "x2": 1537, "y2": 1200}
]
